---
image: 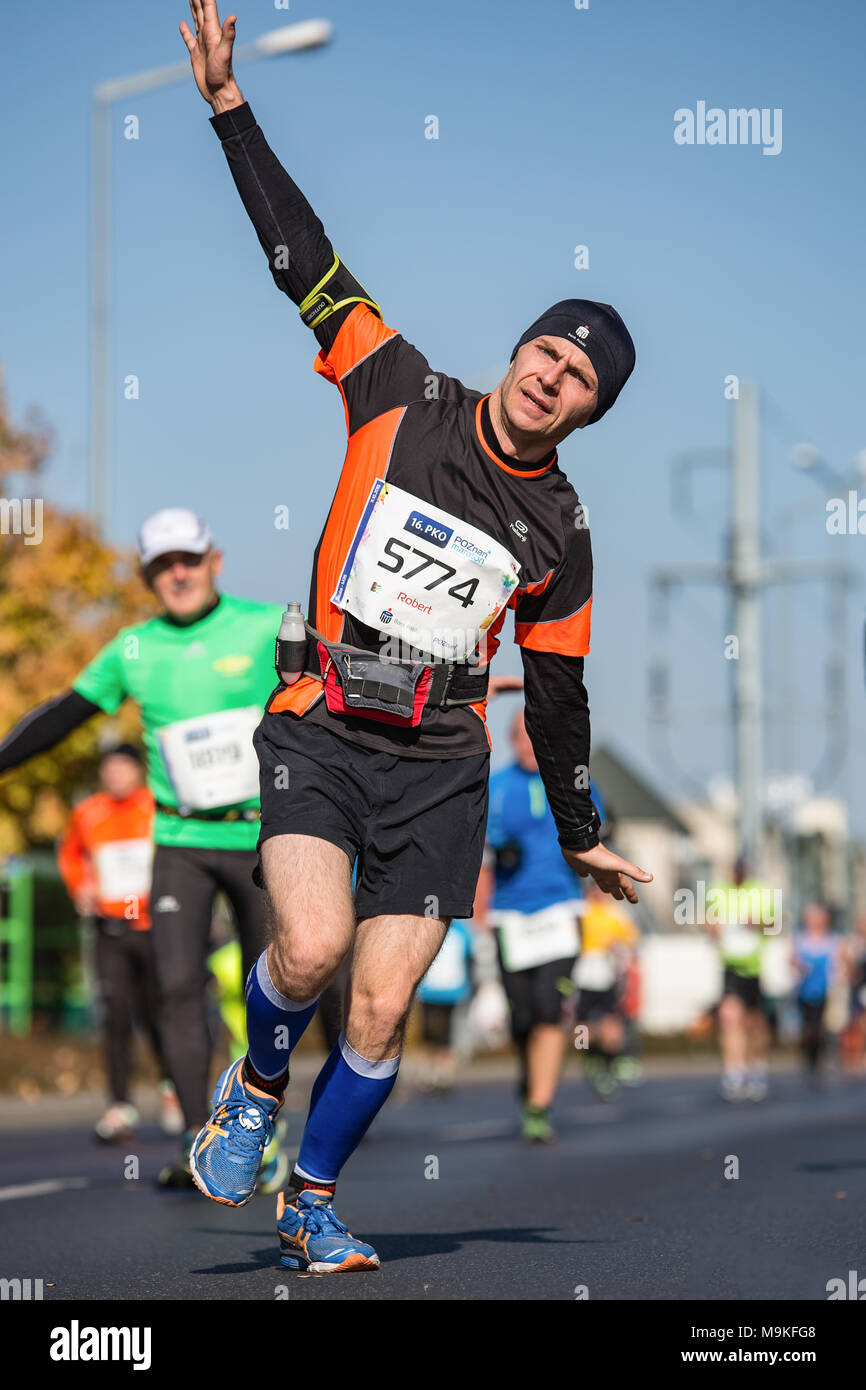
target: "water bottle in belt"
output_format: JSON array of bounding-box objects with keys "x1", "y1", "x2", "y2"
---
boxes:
[{"x1": 275, "y1": 602, "x2": 307, "y2": 685}]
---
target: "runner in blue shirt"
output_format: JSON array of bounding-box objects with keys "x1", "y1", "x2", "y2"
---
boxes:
[
  {"x1": 792, "y1": 903, "x2": 838, "y2": 1076},
  {"x1": 475, "y1": 709, "x2": 597, "y2": 1141}
]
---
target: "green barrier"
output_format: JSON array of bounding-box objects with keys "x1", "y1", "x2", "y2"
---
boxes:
[
  {"x1": 208, "y1": 938, "x2": 247, "y2": 1057},
  {"x1": 0, "y1": 860, "x2": 34, "y2": 1035},
  {"x1": 1, "y1": 855, "x2": 92, "y2": 1034}
]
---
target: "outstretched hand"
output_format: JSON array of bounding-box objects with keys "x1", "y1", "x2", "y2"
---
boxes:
[
  {"x1": 180, "y1": 0, "x2": 243, "y2": 111},
  {"x1": 562, "y1": 842, "x2": 653, "y2": 904}
]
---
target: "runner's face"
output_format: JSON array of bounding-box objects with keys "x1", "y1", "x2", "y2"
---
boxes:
[
  {"x1": 802, "y1": 903, "x2": 830, "y2": 934},
  {"x1": 144, "y1": 549, "x2": 222, "y2": 620},
  {"x1": 500, "y1": 336, "x2": 599, "y2": 444},
  {"x1": 100, "y1": 754, "x2": 143, "y2": 800}
]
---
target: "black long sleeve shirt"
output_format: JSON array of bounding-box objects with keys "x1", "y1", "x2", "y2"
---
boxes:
[
  {"x1": 0, "y1": 692, "x2": 99, "y2": 774},
  {"x1": 209, "y1": 101, "x2": 596, "y2": 847}
]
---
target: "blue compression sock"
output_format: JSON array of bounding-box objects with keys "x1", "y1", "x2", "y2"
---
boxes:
[
  {"x1": 244, "y1": 951, "x2": 319, "y2": 1081},
  {"x1": 295, "y1": 1033, "x2": 400, "y2": 1184}
]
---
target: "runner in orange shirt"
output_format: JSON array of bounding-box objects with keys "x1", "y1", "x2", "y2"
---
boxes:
[{"x1": 58, "y1": 745, "x2": 181, "y2": 1142}]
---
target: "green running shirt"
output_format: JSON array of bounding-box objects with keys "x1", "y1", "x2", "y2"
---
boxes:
[{"x1": 73, "y1": 595, "x2": 283, "y2": 850}]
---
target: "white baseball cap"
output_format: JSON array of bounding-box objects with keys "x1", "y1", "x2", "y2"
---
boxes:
[{"x1": 137, "y1": 509, "x2": 213, "y2": 568}]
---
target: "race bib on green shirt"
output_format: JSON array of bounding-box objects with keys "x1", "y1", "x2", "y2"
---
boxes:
[
  {"x1": 721, "y1": 923, "x2": 762, "y2": 964},
  {"x1": 158, "y1": 706, "x2": 262, "y2": 811}
]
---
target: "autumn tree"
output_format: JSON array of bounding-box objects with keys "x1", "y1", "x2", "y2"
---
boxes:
[{"x1": 0, "y1": 370, "x2": 156, "y2": 854}]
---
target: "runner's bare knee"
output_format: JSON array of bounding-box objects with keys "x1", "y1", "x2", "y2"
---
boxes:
[{"x1": 260, "y1": 834, "x2": 355, "y2": 1000}]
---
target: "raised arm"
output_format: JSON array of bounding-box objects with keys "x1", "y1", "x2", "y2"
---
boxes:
[
  {"x1": 181, "y1": 0, "x2": 378, "y2": 355},
  {"x1": 0, "y1": 692, "x2": 100, "y2": 776}
]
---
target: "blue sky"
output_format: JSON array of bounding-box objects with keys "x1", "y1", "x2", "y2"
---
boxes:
[{"x1": 2, "y1": 0, "x2": 865, "y2": 830}]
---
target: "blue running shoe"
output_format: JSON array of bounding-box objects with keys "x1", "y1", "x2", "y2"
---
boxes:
[
  {"x1": 276, "y1": 1189, "x2": 380, "y2": 1273},
  {"x1": 189, "y1": 1059, "x2": 282, "y2": 1207}
]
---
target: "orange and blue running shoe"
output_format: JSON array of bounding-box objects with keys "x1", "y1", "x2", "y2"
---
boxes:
[
  {"x1": 277, "y1": 1189, "x2": 380, "y2": 1274},
  {"x1": 189, "y1": 1059, "x2": 282, "y2": 1207}
]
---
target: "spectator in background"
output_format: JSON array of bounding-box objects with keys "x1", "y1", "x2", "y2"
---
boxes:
[{"x1": 57, "y1": 745, "x2": 181, "y2": 1142}]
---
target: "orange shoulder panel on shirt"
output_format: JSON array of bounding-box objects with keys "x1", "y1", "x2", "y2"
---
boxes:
[
  {"x1": 515, "y1": 596, "x2": 592, "y2": 657},
  {"x1": 313, "y1": 304, "x2": 398, "y2": 387},
  {"x1": 269, "y1": 408, "x2": 405, "y2": 717}
]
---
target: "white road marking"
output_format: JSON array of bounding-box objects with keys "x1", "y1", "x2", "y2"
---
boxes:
[{"x1": 0, "y1": 1177, "x2": 89, "y2": 1203}]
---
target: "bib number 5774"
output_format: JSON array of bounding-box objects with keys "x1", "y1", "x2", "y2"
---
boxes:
[{"x1": 378, "y1": 537, "x2": 478, "y2": 608}]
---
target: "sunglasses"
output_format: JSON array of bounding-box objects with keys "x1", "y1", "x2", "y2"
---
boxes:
[{"x1": 144, "y1": 551, "x2": 208, "y2": 579}]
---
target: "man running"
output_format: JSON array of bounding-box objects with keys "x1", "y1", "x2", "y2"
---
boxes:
[
  {"x1": 474, "y1": 709, "x2": 584, "y2": 1142},
  {"x1": 180, "y1": 0, "x2": 652, "y2": 1273},
  {"x1": 573, "y1": 881, "x2": 641, "y2": 1100},
  {"x1": 709, "y1": 865, "x2": 774, "y2": 1103},
  {"x1": 58, "y1": 743, "x2": 181, "y2": 1142},
  {"x1": 0, "y1": 507, "x2": 282, "y2": 1184},
  {"x1": 792, "y1": 902, "x2": 838, "y2": 1079}
]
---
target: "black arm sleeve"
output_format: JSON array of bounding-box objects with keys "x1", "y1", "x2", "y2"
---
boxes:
[
  {"x1": 0, "y1": 691, "x2": 99, "y2": 775},
  {"x1": 209, "y1": 101, "x2": 372, "y2": 353},
  {"x1": 520, "y1": 648, "x2": 596, "y2": 849}
]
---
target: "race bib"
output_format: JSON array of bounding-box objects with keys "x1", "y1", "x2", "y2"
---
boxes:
[
  {"x1": 573, "y1": 951, "x2": 617, "y2": 992},
  {"x1": 93, "y1": 838, "x2": 154, "y2": 903},
  {"x1": 497, "y1": 902, "x2": 580, "y2": 972},
  {"x1": 332, "y1": 479, "x2": 521, "y2": 660},
  {"x1": 158, "y1": 706, "x2": 261, "y2": 811},
  {"x1": 721, "y1": 923, "x2": 760, "y2": 961}
]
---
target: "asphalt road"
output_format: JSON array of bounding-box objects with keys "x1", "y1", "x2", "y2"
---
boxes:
[{"x1": 2, "y1": 1064, "x2": 864, "y2": 1301}]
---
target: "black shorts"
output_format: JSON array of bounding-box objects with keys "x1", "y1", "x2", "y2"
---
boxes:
[
  {"x1": 255, "y1": 711, "x2": 489, "y2": 920},
  {"x1": 576, "y1": 985, "x2": 621, "y2": 1022},
  {"x1": 495, "y1": 945, "x2": 576, "y2": 1037},
  {"x1": 722, "y1": 968, "x2": 763, "y2": 1010}
]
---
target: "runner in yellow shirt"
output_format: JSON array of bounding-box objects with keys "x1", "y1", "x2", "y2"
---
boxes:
[{"x1": 573, "y1": 884, "x2": 640, "y2": 1099}]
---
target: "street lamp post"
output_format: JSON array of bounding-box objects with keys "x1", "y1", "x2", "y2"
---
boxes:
[{"x1": 89, "y1": 20, "x2": 333, "y2": 535}]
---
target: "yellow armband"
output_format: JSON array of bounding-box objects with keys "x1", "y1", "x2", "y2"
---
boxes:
[{"x1": 299, "y1": 254, "x2": 381, "y2": 329}]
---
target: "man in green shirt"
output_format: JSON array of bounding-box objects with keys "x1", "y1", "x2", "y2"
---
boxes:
[{"x1": 0, "y1": 508, "x2": 284, "y2": 1183}]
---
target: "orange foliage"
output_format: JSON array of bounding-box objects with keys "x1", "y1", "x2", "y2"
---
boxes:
[{"x1": 0, "y1": 375, "x2": 156, "y2": 853}]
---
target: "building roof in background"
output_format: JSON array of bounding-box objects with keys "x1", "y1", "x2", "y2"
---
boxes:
[{"x1": 593, "y1": 744, "x2": 690, "y2": 834}]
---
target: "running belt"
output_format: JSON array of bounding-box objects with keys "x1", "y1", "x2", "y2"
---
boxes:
[
  {"x1": 155, "y1": 804, "x2": 260, "y2": 823},
  {"x1": 299, "y1": 627, "x2": 490, "y2": 710}
]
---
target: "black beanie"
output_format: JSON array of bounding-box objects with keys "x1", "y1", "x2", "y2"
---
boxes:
[{"x1": 510, "y1": 299, "x2": 636, "y2": 424}]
